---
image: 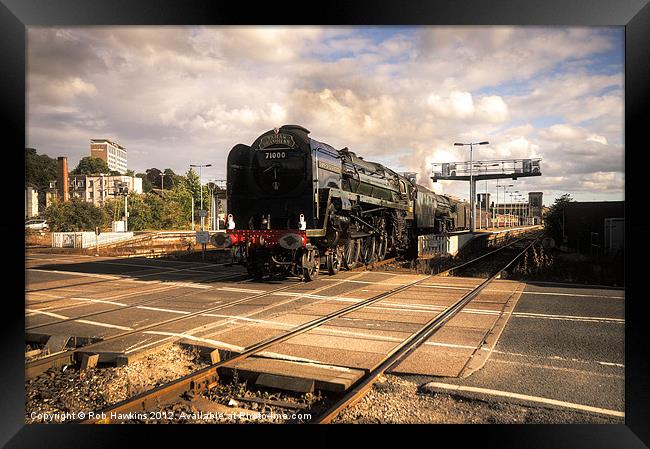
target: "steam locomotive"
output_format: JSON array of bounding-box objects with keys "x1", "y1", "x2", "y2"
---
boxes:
[{"x1": 212, "y1": 125, "x2": 470, "y2": 280}]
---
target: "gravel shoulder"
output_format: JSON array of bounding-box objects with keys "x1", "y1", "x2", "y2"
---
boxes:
[{"x1": 333, "y1": 375, "x2": 621, "y2": 424}]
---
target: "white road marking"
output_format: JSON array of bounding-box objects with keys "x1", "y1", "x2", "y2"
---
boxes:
[
  {"x1": 141, "y1": 331, "x2": 243, "y2": 351},
  {"x1": 418, "y1": 284, "x2": 476, "y2": 291},
  {"x1": 521, "y1": 291, "x2": 624, "y2": 300},
  {"x1": 525, "y1": 280, "x2": 625, "y2": 290},
  {"x1": 599, "y1": 361, "x2": 625, "y2": 367},
  {"x1": 141, "y1": 330, "x2": 353, "y2": 372},
  {"x1": 512, "y1": 312, "x2": 624, "y2": 324},
  {"x1": 490, "y1": 349, "x2": 625, "y2": 368},
  {"x1": 425, "y1": 341, "x2": 477, "y2": 350},
  {"x1": 69, "y1": 298, "x2": 128, "y2": 306},
  {"x1": 489, "y1": 358, "x2": 624, "y2": 379},
  {"x1": 320, "y1": 279, "x2": 407, "y2": 286},
  {"x1": 26, "y1": 292, "x2": 65, "y2": 299},
  {"x1": 28, "y1": 268, "x2": 122, "y2": 280},
  {"x1": 136, "y1": 306, "x2": 191, "y2": 314},
  {"x1": 124, "y1": 336, "x2": 176, "y2": 354},
  {"x1": 418, "y1": 284, "x2": 624, "y2": 300},
  {"x1": 200, "y1": 314, "x2": 297, "y2": 329},
  {"x1": 73, "y1": 319, "x2": 134, "y2": 330},
  {"x1": 165, "y1": 282, "x2": 211, "y2": 289},
  {"x1": 198, "y1": 313, "x2": 482, "y2": 350},
  {"x1": 217, "y1": 287, "x2": 267, "y2": 294},
  {"x1": 424, "y1": 382, "x2": 624, "y2": 418},
  {"x1": 25, "y1": 309, "x2": 68, "y2": 319}
]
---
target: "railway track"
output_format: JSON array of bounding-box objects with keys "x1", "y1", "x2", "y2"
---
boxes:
[
  {"x1": 73, "y1": 232, "x2": 539, "y2": 423},
  {"x1": 313, "y1": 235, "x2": 538, "y2": 423},
  {"x1": 26, "y1": 272, "x2": 291, "y2": 379},
  {"x1": 350, "y1": 257, "x2": 398, "y2": 272},
  {"x1": 25, "y1": 267, "x2": 380, "y2": 379}
]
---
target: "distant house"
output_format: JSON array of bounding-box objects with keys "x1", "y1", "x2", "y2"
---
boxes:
[
  {"x1": 25, "y1": 185, "x2": 39, "y2": 218},
  {"x1": 47, "y1": 174, "x2": 143, "y2": 207}
]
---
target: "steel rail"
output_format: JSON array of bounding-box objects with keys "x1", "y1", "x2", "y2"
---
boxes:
[
  {"x1": 79, "y1": 270, "x2": 442, "y2": 423},
  {"x1": 28, "y1": 268, "x2": 378, "y2": 380},
  {"x1": 313, "y1": 236, "x2": 539, "y2": 424},
  {"x1": 79, "y1": 234, "x2": 538, "y2": 423},
  {"x1": 27, "y1": 231, "x2": 537, "y2": 378},
  {"x1": 351, "y1": 257, "x2": 397, "y2": 272},
  {"x1": 25, "y1": 276, "x2": 304, "y2": 379},
  {"x1": 436, "y1": 232, "x2": 538, "y2": 276}
]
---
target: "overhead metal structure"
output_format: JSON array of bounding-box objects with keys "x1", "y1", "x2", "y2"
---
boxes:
[
  {"x1": 432, "y1": 158, "x2": 542, "y2": 182},
  {"x1": 431, "y1": 158, "x2": 542, "y2": 232}
]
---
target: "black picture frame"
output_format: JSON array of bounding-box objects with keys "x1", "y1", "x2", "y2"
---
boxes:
[{"x1": 3, "y1": 0, "x2": 648, "y2": 447}]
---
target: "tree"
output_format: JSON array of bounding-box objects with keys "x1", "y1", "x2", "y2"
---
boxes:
[
  {"x1": 125, "y1": 169, "x2": 135, "y2": 177},
  {"x1": 102, "y1": 190, "x2": 192, "y2": 230},
  {"x1": 163, "y1": 168, "x2": 178, "y2": 189},
  {"x1": 543, "y1": 193, "x2": 573, "y2": 244},
  {"x1": 123, "y1": 194, "x2": 154, "y2": 231},
  {"x1": 145, "y1": 168, "x2": 163, "y2": 189},
  {"x1": 161, "y1": 185, "x2": 193, "y2": 229},
  {"x1": 184, "y1": 168, "x2": 210, "y2": 211},
  {"x1": 25, "y1": 148, "x2": 58, "y2": 210},
  {"x1": 43, "y1": 197, "x2": 107, "y2": 232},
  {"x1": 71, "y1": 156, "x2": 110, "y2": 175}
]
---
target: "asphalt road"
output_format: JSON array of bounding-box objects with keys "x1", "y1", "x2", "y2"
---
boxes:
[
  {"x1": 26, "y1": 250, "x2": 625, "y2": 422},
  {"x1": 418, "y1": 280, "x2": 625, "y2": 420}
]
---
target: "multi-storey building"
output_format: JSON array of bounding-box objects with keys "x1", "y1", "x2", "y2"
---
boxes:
[
  {"x1": 493, "y1": 192, "x2": 544, "y2": 225},
  {"x1": 46, "y1": 175, "x2": 142, "y2": 207},
  {"x1": 90, "y1": 139, "x2": 127, "y2": 174}
]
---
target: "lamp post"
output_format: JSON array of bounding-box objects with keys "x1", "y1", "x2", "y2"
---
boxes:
[
  {"x1": 190, "y1": 163, "x2": 212, "y2": 262},
  {"x1": 159, "y1": 172, "x2": 165, "y2": 196},
  {"x1": 190, "y1": 164, "x2": 212, "y2": 232},
  {"x1": 454, "y1": 141, "x2": 489, "y2": 232}
]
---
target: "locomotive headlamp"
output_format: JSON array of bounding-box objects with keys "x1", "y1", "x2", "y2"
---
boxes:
[{"x1": 227, "y1": 214, "x2": 235, "y2": 230}]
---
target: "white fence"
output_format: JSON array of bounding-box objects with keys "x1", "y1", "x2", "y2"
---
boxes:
[{"x1": 52, "y1": 232, "x2": 135, "y2": 249}]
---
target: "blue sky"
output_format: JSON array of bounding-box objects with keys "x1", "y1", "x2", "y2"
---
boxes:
[{"x1": 27, "y1": 26, "x2": 624, "y2": 205}]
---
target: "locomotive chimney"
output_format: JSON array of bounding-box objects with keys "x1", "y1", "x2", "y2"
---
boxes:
[{"x1": 57, "y1": 156, "x2": 69, "y2": 202}]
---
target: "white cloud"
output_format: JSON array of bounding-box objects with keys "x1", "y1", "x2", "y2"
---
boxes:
[{"x1": 26, "y1": 26, "x2": 624, "y2": 204}]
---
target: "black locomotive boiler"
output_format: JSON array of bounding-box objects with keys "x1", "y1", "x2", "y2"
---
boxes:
[{"x1": 214, "y1": 125, "x2": 467, "y2": 281}]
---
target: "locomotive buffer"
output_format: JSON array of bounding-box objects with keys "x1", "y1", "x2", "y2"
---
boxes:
[{"x1": 431, "y1": 158, "x2": 542, "y2": 232}]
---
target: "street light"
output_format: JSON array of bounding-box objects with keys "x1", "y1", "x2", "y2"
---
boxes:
[
  {"x1": 190, "y1": 163, "x2": 212, "y2": 232},
  {"x1": 159, "y1": 172, "x2": 165, "y2": 196},
  {"x1": 454, "y1": 141, "x2": 489, "y2": 232}
]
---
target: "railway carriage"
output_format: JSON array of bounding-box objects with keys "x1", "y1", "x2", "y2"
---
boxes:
[{"x1": 213, "y1": 125, "x2": 468, "y2": 280}]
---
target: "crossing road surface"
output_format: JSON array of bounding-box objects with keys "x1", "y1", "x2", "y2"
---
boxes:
[{"x1": 420, "y1": 281, "x2": 624, "y2": 420}]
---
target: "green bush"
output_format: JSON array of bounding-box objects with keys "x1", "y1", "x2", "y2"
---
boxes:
[{"x1": 43, "y1": 197, "x2": 107, "y2": 232}]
